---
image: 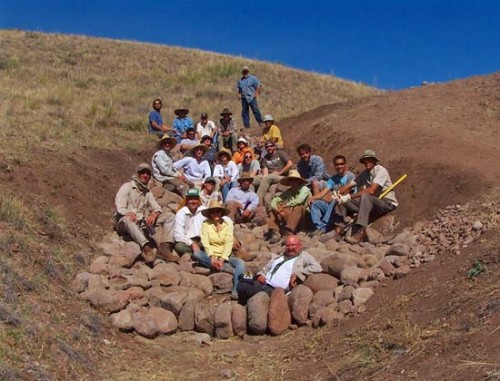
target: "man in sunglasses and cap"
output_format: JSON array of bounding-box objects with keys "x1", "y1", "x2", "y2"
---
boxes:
[
  {"x1": 332, "y1": 149, "x2": 398, "y2": 244},
  {"x1": 115, "y1": 163, "x2": 177, "y2": 264}
]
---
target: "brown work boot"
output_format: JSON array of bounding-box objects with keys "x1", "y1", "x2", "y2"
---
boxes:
[
  {"x1": 142, "y1": 244, "x2": 156, "y2": 265},
  {"x1": 156, "y1": 243, "x2": 180, "y2": 262},
  {"x1": 345, "y1": 227, "x2": 367, "y2": 245}
]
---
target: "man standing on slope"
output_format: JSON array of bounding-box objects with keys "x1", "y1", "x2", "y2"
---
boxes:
[{"x1": 237, "y1": 65, "x2": 263, "y2": 129}]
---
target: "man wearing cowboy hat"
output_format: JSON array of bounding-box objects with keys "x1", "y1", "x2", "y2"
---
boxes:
[
  {"x1": 237, "y1": 65, "x2": 263, "y2": 129},
  {"x1": 148, "y1": 98, "x2": 173, "y2": 137},
  {"x1": 225, "y1": 172, "x2": 260, "y2": 224},
  {"x1": 213, "y1": 148, "x2": 239, "y2": 201},
  {"x1": 262, "y1": 115, "x2": 283, "y2": 148},
  {"x1": 265, "y1": 170, "x2": 311, "y2": 244},
  {"x1": 257, "y1": 140, "x2": 293, "y2": 206},
  {"x1": 115, "y1": 163, "x2": 177, "y2": 264},
  {"x1": 172, "y1": 107, "x2": 194, "y2": 143},
  {"x1": 152, "y1": 135, "x2": 192, "y2": 197},
  {"x1": 173, "y1": 143, "x2": 211, "y2": 189},
  {"x1": 333, "y1": 149, "x2": 399, "y2": 244},
  {"x1": 216, "y1": 108, "x2": 238, "y2": 152}
]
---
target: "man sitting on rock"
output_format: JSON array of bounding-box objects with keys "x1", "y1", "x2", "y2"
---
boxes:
[
  {"x1": 333, "y1": 149, "x2": 399, "y2": 244},
  {"x1": 174, "y1": 144, "x2": 212, "y2": 189},
  {"x1": 257, "y1": 140, "x2": 293, "y2": 206},
  {"x1": 264, "y1": 170, "x2": 311, "y2": 244},
  {"x1": 216, "y1": 108, "x2": 238, "y2": 152},
  {"x1": 179, "y1": 128, "x2": 199, "y2": 155},
  {"x1": 308, "y1": 154, "x2": 356, "y2": 236},
  {"x1": 115, "y1": 163, "x2": 177, "y2": 265},
  {"x1": 237, "y1": 234, "x2": 321, "y2": 305},
  {"x1": 296, "y1": 143, "x2": 329, "y2": 195},
  {"x1": 173, "y1": 188, "x2": 207, "y2": 256},
  {"x1": 225, "y1": 172, "x2": 261, "y2": 224},
  {"x1": 152, "y1": 135, "x2": 191, "y2": 197}
]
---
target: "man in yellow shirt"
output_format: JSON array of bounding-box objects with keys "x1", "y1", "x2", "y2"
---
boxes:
[{"x1": 262, "y1": 115, "x2": 284, "y2": 149}]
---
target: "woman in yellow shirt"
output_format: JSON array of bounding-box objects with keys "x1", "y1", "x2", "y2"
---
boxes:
[
  {"x1": 262, "y1": 114, "x2": 284, "y2": 148},
  {"x1": 193, "y1": 200, "x2": 245, "y2": 299}
]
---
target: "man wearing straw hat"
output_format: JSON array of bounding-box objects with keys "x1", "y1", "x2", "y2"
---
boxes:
[
  {"x1": 264, "y1": 170, "x2": 311, "y2": 244},
  {"x1": 173, "y1": 143, "x2": 212, "y2": 189},
  {"x1": 333, "y1": 149, "x2": 399, "y2": 244},
  {"x1": 152, "y1": 135, "x2": 191, "y2": 196}
]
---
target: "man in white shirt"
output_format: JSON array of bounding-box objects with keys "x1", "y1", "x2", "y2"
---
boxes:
[
  {"x1": 236, "y1": 235, "x2": 321, "y2": 304},
  {"x1": 196, "y1": 112, "x2": 216, "y2": 141},
  {"x1": 173, "y1": 188, "x2": 207, "y2": 255},
  {"x1": 174, "y1": 144, "x2": 212, "y2": 189}
]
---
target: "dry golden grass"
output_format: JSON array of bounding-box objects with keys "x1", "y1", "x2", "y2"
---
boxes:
[{"x1": 0, "y1": 29, "x2": 378, "y2": 161}]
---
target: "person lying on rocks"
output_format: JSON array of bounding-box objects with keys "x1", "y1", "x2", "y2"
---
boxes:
[
  {"x1": 152, "y1": 135, "x2": 191, "y2": 197},
  {"x1": 237, "y1": 234, "x2": 321, "y2": 305},
  {"x1": 264, "y1": 170, "x2": 311, "y2": 244},
  {"x1": 173, "y1": 188, "x2": 207, "y2": 256},
  {"x1": 307, "y1": 155, "x2": 356, "y2": 237},
  {"x1": 200, "y1": 177, "x2": 222, "y2": 208},
  {"x1": 332, "y1": 149, "x2": 399, "y2": 244},
  {"x1": 179, "y1": 128, "x2": 199, "y2": 155},
  {"x1": 257, "y1": 140, "x2": 293, "y2": 206},
  {"x1": 194, "y1": 200, "x2": 246, "y2": 300},
  {"x1": 173, "y1": 144, "x2": 212, "y2": 189},
  {"x1": 225, "y1": 172, "x2": 262, "y2": 224},
  {"x1": 296, "y1": 143, "x2": 329, "y2": 195},
  {"x1": 114, "y1": 163, "x2": 178, "y2": 265},
  {"x1": 213, "y1": 148, "x2": 239, "y2": 201}
]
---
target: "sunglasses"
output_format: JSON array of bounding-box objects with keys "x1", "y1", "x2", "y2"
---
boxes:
[
  {"x1": 244, "y1": 155, "x2": 252, "y2": 159},
  {"x1": 265, "y1": 145, "x2": 274, "y2": 149}
]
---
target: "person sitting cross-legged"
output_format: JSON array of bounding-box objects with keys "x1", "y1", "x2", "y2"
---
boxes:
[
  {"x1": 225, "y1": 172, "x2": 261, "y2": 224},
  {"x1": 236, "y1": 234, "x2": 321, "y2": 305},
  {"x1": 307, "y1": 154, "x2": 356, "y2": 236},
  {"x1": 193, "y1": 201, "x2": 246, "y2": 300},
  {"x1": 174, "y1": 144, "x2": 211, "y2": 189},
  {"x1": 264, "y1": 170, "x2": 311, "y2": 244}
]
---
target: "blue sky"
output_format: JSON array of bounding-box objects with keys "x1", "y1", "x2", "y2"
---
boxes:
[{"x1": 1, "y1": 0, "x2": 498, "y2": 89}]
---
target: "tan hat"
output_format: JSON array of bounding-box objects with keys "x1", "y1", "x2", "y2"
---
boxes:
[
  {"x1": 201, "y1": 200, "x2": 230, "y2": 218},
  {"x1": 242, "y1": 65, "x2": 250, "y2": 72},
  {"x1": 158, "y1": 135, "x2": 177, "y2": 149},
  {"x1": 217, "y1": 147, "x2": 232, "y2": 160},
  {"x1": 220, "y1": 107, "x2": 232, "y2": 116},
  {"x1": 174, "y1": 108, "x2": 189, "y2": 116},
  {"x1": 279, "y1": 170, "x2": 308, "y2": 187},
  {"x1": 136, "y1": 163, "x2": 152, "y2": 174},
  {"x1": 191, "y1": 144, "x2": 208, "y2": 155},
  {"x1": 263, "y1": 114, "x2": 274, "y2": 123},
  {"x1": 238, "y1": 172, "x2": 254, "y2": 183},
  {"x1": 359, "y1": 149, "x2": 379, "y2": 163}
]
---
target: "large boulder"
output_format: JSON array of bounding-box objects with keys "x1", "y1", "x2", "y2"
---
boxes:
[
  {"x1": 321, "y1": 255, "x2": 359, "y2": 278},
  {"x1": 194, "y1": 300, "x2": 216, "y2": 335},
  {"x1": 132, "y1": 310, "x2": 159, "y2": 338},
  {"x1": 208, "y1": 273, "x2": 234, "y2": 294},
  {"x1": 303, "y1": 273, "x2": 338, "y2": 293},
  {"x1": 309, "y1": 290, "x2": 336, "y2": 320},
  {"x1": 247, "y1": 292, "x2": 270, "y2": 335},
  {"x1": 148, "y1": 307, "x2": 178, "y2": 335},
  {"x1": 231, "y1": 303, "x2": 247, "y2": 337},
  {"x1": 288, "y1": 285, "x2": 313, "y2": 325},
  {"x1": 180, "y1": 272, "x2": 213, "y2": 296},
  {"x1": 340, "y1": 266, "x2": 367, "y2": 285},
  {"x1": 87, "y1": 289, "x2": 130, "y2": 313},
  {"x1": 178, "y1": 299, "x2": 197, "y2": 331},
  {"x1": 214, "y1": 303, "x2": 233, "y2": 339},
  {"x1": 267, "y1": 288, "x2": 291, "y2": 336},
  {"x1": 110, "y1": 309, "x2": 133, "y2": 331},
  {"x1": 150, "y1": 263, "x2": 181, "y2": 287}
]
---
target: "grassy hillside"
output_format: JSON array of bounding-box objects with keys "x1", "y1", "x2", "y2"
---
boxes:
[{"x1": 0, "y1": 29, "x2": 377, "y2": 162}]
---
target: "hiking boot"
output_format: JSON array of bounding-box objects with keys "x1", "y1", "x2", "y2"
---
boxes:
[
  {"x1": 345, "y1": 227, "x2": 367, "y2": 245},
  {"x1": 264, "y1": 229, "x2": 277, "y2": 241},
  {"x1": 156, "y1": 243, "x2": 180, "y2": 262},
  {"x1": 142, "y1": 244, "x2": 156, "y2": 265}
]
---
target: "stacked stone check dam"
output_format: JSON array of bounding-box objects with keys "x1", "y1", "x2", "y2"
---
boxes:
[{"x1": 72, "y1": 185, "x2": 499, "y2": 339}]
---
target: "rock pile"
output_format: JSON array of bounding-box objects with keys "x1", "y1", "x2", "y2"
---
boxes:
[{"x1": 73, "y1": 192, "x2": 498, "y2": 339}]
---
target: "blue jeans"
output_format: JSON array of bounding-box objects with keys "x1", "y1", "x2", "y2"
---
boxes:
[
  {"x1": 310, "y1": 199, "x2": 336, "y2": 231},
  {"x1": 221, "y1": 182, "x2": 233, "y2": 202},
  {"x1": 192, "y1": 251, "x2": 245, "y2": 293},
  {"x1": 241, "y1": 97, "x2": 263, "y2": 128}
]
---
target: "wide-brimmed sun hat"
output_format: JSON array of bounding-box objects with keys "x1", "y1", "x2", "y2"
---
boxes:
[
  {"x1": 359, "y1": 149, "x2": 380, "y2": 163},
  {"x1": 263, "y1": 115, "x2": 274, "y2": 123},
  {"x1": 238, "y1": 172, "x2": 254, "y2": 183},
  {"x1": 191, "y1": 144, "x2": 209, "y2": 155},
  {"x1": 174, "y1": 108, "x2": 190, "y2": 116},
  {"x1": 220, "y1": 108, "x2": 232, "y2": 116},
  {"x1": 217, "y1": 148, "x2": 232, "y2": 160},
  {"x1": 279, "y1": 170, "x2": 308, "y2": 187},
  {"x1": 201, "y1": 200, "x2": 230, "y2": 218},
  {"x1": 242, "y1": 65, "x2": 250, "y2": 72},
  {"x1": 158, "y1": 135, "x2": 177, "y2": 149}
]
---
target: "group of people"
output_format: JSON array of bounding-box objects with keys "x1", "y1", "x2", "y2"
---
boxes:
[{"x1": 114, "y1": 65, "x2": 400, "y2": 303}]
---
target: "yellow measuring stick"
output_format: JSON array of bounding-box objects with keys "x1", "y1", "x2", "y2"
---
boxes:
[{"x1": 379, "y1": 173, "x2": 407, "y2": 199}]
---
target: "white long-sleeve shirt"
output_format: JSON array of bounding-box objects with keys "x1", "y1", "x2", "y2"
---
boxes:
[
  {"x1": 213, "y1": 161, "x2": 239, "y2": 182},
  {"x1": 174, "y1": 206, "x2": 207, "y2": 246},
  {"x1": 174, "y1": 157, "x2": 211, "y2": 182}
]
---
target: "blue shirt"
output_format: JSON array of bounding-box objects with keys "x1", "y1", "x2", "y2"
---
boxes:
[
  {"x1": 237, "y1": 75, "x2": 260, "y2": 102},
  {"x1": 172, "y1": 117, "x2": 194, "y2": 141},
  {"x1": 148, "y1": 110, "x2": 163, "y2": 135},
  {"x1": 326, "y1": 171, "x2": 357, "y2": 192},
  {"x1": 297, "y1": 155, "x2": 329, "y2": 183}
]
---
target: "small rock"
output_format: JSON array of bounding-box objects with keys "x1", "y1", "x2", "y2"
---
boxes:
[{"x1": 352, "y1": 287, "x2": 374, "y2": 307}]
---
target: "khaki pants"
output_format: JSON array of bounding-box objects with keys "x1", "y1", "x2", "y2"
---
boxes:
[
  {"x1": 267, "y1": 205, "x2": 306, "y2": 233},
  {"x1": 116, "y1": 213, "x2": 175, "y2": 248},
  {"x1": 256, "y1": 174, "x2": 282, "y2": 206}
]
